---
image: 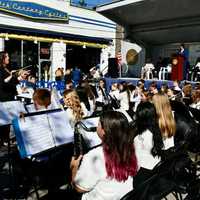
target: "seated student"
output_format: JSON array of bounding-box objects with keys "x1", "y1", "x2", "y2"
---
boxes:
[
  {"x1": 116, "y1": 81, "x2": 130, "y2": 111},
  {"x1": 76, "y1": 86, "x2": 92, "y2": 117},
  {"x1": 18, "y1": 88, "x2": 74, "y2": 197},
  {"x1": 16, "y1": 74, "x2": 36, "y2": 103},
  {"x1": 79, "y1": 79, "x2": 96, "y2": 116},
  {"x1": 190, "y1": 89, "x2": 200, "y2": 110},
  {"x1": 70, "y1": 111, "x2": 138, "y2": 200},
  {"x1": 152, "y1": 93, "x2": 175, "y2": 151},
  {"x1": 33, "y1": 88, "x2": 51, "y2": 110},
  {"x1": 134, "y1": 100, "x2": 175, "y2": 187},
  {"x1": 26, "y1": 88, "x2": 51, "y2": 112},
  {"x1": 63, "y1": 89, "x2": 86, "y2": 130}
]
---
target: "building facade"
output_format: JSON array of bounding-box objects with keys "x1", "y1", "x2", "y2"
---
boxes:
[{"x1": 0, "y1": 0, "x2": 116, "y2": 80}]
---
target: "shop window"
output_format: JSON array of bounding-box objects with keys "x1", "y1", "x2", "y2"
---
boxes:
[
  {"x1": 40, "y1": 42, "x2": 51, "y2": 60},
  {"x1": 66, "y1": 45, "x2": 101, "y2": 73},
  {"x1": 23, "y1": 40, "x2": 38, "y2": 76},
  {"x1": 5, "y1": 39, "x2": 21, "y2": 69},
  {"x1": 5, "y1": 39, "x2": 39, "y2": 77},
  {"x1": 23, "y1": 40, "x2": 38, "y2": 66},
  {"x1": 40, "y1": 61, "x2": 51, "y2": 81}
]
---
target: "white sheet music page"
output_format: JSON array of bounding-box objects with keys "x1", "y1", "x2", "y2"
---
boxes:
[
  {"x1": 79, "y1": 117, "x2": 101, "y2": 148},
  {"x1": 0, "y1": 103, "x2": 10, "y2": 125},
  {"x1": 16, "y1": 115, "x2": 55, "y2": 156},
  {"x1": 82, "y1": 117, "x2": 99, "y2": 128},
  {"x1": 0, "y1": 101, "x2": 26, "y2": 125},
  {"x1": 48, "y1": 111, "x2": 74, "y2": 146}
]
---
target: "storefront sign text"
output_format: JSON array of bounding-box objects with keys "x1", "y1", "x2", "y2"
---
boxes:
[{"x1": 0, "y1": 0, "x2": 68, "y2": 21}]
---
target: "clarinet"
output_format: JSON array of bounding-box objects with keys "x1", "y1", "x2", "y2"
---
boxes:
[
  {"x1": 73, "y1": 122, "x2": 84, "y2": 159},
  {"x1": 73, "y1": 121, "x2": 97, "y2": 158}
]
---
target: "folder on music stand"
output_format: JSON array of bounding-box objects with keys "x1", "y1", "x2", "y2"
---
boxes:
[
  {"x1": 12, "y1": 109, "x2": 74, "y2": 158},
  {"x1": 0, "y1": 101, "x2": 26, "y2": 126}
]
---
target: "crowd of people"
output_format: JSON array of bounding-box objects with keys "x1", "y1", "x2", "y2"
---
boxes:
[{"x1": 0, "y1": 50, "x2": 200, "y2": 199}]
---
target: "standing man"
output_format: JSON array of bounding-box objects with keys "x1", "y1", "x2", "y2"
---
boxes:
[{"x1": 178, "y1": 44, "x2": 189, "y2": 80}]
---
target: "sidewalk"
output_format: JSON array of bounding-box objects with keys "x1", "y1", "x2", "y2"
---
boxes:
[{"x1": 0, "y1": 144, "x2": 72, "y2": 200}]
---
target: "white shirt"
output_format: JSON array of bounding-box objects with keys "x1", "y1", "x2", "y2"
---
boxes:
[
  {"x1": 190, "y1": 101, "x2": 200, "y2": 110},
  {"x1": 74, "y1": 146, "x2": 133, "y2": 200},
  {"x1": 109, "y1": 90, "x2": 120, "y2": 100},
  {"x1": 88, "y1": 98, "x2": 95, "y2": 116},
  {"x1": 134, "y1": 129, "x2": 174, "y2": 170},
  {"x1": 96, "y1": 88, "x2": 107, "y2": 103},
  {"x1": 118, "y1": 91, "x2": 129, "y2": 111}
]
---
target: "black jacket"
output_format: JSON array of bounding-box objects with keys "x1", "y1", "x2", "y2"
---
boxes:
[{"x1": 0, "y1": 68, "x2": 18, "y2": 102}]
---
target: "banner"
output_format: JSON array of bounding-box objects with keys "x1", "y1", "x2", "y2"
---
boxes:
[{"x1": 0, "y1": 0, "x2": 68, "y2": 21}]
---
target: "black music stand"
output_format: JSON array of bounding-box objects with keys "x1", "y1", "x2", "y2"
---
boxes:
[{"x1": 12, "y1": 109, "x2": 74, "y2": 199}]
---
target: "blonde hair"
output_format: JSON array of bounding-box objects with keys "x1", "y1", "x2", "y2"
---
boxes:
[
  {"x1": 152, "y1": 93, "x2": 176, "y2": 138},
  {"x1": 63, "y1": 89, "x2": 84, "y2": 121}
]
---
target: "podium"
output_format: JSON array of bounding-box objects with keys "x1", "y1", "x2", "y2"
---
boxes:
[{"x1": 171, "y1": 55, "x2": 184, "y2": 81}]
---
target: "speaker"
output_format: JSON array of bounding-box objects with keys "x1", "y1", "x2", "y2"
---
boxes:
[{"x1": 108, "y1": 58, "x2": 119, "y2": 78}]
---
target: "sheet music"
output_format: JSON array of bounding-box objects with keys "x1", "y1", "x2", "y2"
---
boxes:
[
  {"x1": 82, "y1": 117, "x2": 99, "y2": 128},
  {"x1": 0, "y1": 104, "x2": 10, "y2": 125},
  {"x1": 48, "y1": 111, "x2": 74, "y2": 146},
  {"x1": 17, "y1": 93, "x2": 33, "y2": 99},
  {"x1": 24, "y1": 104, "x2": 36, "y2": 113},
  {"x1": 0, "y1": 101, "x2": 26, "y2": 125},
  {"x1": 12, "y1": 110, "x2": 74, "y2": 158},
  {"x1": 13, "y1": 115, "x2": 55, "y2": 157},
  {"x1": 79, "y1": 117, "x2": 101, "y2": 148},
  {"x1": 25, "y1": 103, "x2": 59, "y2": 113}
]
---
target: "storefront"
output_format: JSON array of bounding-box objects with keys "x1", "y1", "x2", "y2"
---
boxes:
[{"x1": 0, "y1": 0, "x2": 116, "y2": 80}]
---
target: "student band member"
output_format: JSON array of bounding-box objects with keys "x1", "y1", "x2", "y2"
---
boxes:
[{"x1": 70, "y1": 111, "x2": 138, "y2": 200}]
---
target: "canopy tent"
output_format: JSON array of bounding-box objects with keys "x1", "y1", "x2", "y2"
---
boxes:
[{"x1": 96, "y1": 0, "x2": 200, "y2": 46}]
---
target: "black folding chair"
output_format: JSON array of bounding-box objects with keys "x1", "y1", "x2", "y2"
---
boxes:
[{"x1": 121, "y1": 146, "x2": 197, "y2": 200}]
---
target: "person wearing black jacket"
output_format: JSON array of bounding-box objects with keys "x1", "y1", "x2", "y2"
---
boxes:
[
  {"x1": 0, "y1": 51, "x2": 19, "y2": 102},
  {"x1": 0, "y1": 51, "x2": 23, "y2": 146}
]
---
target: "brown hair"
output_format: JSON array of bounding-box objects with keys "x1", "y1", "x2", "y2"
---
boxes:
[
  {"x1": 0, "y1": 51, "x2": 8, "y2": 68},
  {"x1": 100, "y1": 111, "x2": 138, "y2": 181},
  {"x1": 33, "y1": 88, "x2": 51, "y2": 108}
]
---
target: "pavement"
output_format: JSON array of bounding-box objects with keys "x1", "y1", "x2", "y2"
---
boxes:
[{"x1": 0, "y1": 143, "x2": 73, "y2": 200}]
